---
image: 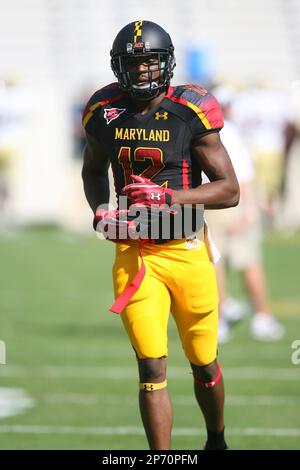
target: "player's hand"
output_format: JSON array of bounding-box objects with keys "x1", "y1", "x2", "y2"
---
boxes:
[
  {"x1": 122, "y1": 174, "x2": 174, "y2": 206},
  {"x1": 93, "y1": 207, "x2": 138, "y2": 242}
]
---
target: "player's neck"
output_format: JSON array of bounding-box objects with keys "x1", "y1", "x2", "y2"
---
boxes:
[{"x1": 130, "y1": 91, "x2": 167, "y2": 115}]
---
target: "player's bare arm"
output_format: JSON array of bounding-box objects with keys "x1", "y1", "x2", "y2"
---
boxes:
[
  {"x1": 82, "y1": 132, "x2": 110, "y2": 213},
  {"x1": 172, "y1": 132, "x2": 240, "y2": 209}
]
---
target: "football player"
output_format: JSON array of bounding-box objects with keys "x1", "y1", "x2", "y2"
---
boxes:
[{"x1": 82, "y1": 20, "x2": 239, "y2": 450}]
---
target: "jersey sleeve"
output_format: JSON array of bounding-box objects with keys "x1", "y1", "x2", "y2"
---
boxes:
[
  {"x1": 82, "y1": 92, "x2": 103, "y2": 141},
  {"x1": 81, "y1": 83, "x2": 122, "y2": 141},
  {"x1": 189, "y1": 91, "x2": 224, "y2": 139}
]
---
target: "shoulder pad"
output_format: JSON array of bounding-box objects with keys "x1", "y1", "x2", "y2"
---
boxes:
[
  {"x1": 82, "y1": 83, "x2": 125, "y2": 128},
  {"x1": 171, "y1": 84, "x2": 208, "y2": 102},
  {"x1": 167, "y1": 84, "x2": 223, "y2": 130}
]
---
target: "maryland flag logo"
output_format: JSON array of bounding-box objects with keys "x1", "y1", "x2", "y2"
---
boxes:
[{"x1": 104, "y1": 108, "x2": 126, "y2": 125}]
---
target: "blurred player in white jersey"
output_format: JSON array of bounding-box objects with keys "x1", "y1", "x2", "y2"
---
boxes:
[
  {"x1": 231, "y1": 83, "x2": 296, "y2": 227},
  {"x1": 204, "y1": 86, "x2": 284, "y2": 342}
]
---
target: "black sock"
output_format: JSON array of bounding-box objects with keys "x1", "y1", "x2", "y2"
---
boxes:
[{"x1": 205, "y1": 427, "x2": 228, "y2": 450}]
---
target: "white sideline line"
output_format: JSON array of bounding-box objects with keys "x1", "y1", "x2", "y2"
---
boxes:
[
  {"x1": 0, "y1": 425, "x2": 300, "y2": 437},
  {"x1": 175, "y1": 395, "x2": 300, "y2": 407},
  {"x1": 0, "y1": 388, "x2": 35, "y2": 418},
  {"x1": 0, "y1": 366, "x2": 299, "y2": 380},
  {"x1": 44, "y1": 393, "x2": 300, "y2": 407}
]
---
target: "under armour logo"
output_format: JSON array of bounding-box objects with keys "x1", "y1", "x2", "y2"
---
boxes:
[
  {"x1": 143, "y1": 384, "x2": 154, "y2": 391},
  {"x1": 150, "y1": 193, "x2": 161, "y2": 200},
  {"x1": 155, "y1": 112, "x2": 168, "y2": 120}
]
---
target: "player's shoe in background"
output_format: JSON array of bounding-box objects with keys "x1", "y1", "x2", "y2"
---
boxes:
[
  {"x1": 220, "y1": 297, "x2": 248, "y2": 325},
  {"x1": 250, "y1": 312, "x2": 285, "y2": 341},
  {"x1": 218, "y1": 317, "x2": 232, "y2": 344}
]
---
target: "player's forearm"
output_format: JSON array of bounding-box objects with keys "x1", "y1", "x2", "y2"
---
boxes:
[
  {"x1": 82, "y1": 167, "x2": 110, "y2": 213},
  {"x1": 172, "y1": 180, "x2": 240, "y2": 209}
]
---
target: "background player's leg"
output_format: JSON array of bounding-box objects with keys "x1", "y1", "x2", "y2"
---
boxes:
[
  {"x1": 191, "y1": 360, "x2": 226, "y2": 449},
  {"x1": 243, "y1": 262, "x2": 270, "y2": 313},
  {"x1": 138, "y1": 357, "x2": 172, "y2": 450}
]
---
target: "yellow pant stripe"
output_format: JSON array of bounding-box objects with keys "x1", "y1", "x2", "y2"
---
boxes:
[{"x1": 139, "y1": 380, "x2": 167, "y2": 392}]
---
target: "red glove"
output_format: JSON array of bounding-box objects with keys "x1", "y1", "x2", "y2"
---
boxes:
[
  {"x1": 123, "y1": 175, "x2": 174, "y2": 206},
  {"x1": 93, "y1": 207, "x2": 138, "y2": 242}
]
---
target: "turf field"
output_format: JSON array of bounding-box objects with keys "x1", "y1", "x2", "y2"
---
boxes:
[{"x1": 0, "y1": 227, "x2": 299, "y2": 450}]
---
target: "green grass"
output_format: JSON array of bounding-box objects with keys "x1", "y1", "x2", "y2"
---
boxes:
[{"x1": 0, "y1": 228, "x2": 300, "y2": 449}]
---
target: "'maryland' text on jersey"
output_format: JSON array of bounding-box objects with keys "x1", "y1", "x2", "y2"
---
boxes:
[{"x1": 115, "y1": 128, "x2": 170, "y2": 142}]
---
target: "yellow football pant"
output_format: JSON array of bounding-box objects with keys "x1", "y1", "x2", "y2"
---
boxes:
[{"x1": 112, "y1": 238, "x2": 219, "y2": 366}]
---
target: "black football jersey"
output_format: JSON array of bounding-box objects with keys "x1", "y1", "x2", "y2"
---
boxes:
[{"x1": 82, "y1": 82, "x2": 223, "y2": 240}]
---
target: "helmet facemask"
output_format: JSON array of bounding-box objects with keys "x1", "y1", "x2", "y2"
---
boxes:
[{"x1": 111, "y1": 51, "x2": 175, "y2": 101}]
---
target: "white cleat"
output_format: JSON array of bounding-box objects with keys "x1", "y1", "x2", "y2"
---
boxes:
[
  {"x1": 220, "y1": 297, "x2": 248, "y2": 325},
  {"x1": 250, "y1": 313, "x2": 285, "y2": 342}
]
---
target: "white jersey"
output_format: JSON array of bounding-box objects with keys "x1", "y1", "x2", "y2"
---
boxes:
[
  {"x1": 232, "y1": 87, "x2": 294, "y2": 154},
  {"x1": 202, "y1": 119, "x2": 254, "y2": 184}
]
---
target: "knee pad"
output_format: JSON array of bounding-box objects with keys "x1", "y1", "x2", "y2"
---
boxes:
[
  {"x1": 193, "y1": 362, "x2": 221, "y2": 389},
  {"x1": 139, "y1": 379, "x2": 167, "y2": 392}
]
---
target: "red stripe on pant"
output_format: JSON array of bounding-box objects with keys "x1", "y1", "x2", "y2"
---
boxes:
[{"x1": 109, "y1": 247, "x2": 146, "y2": 314}]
